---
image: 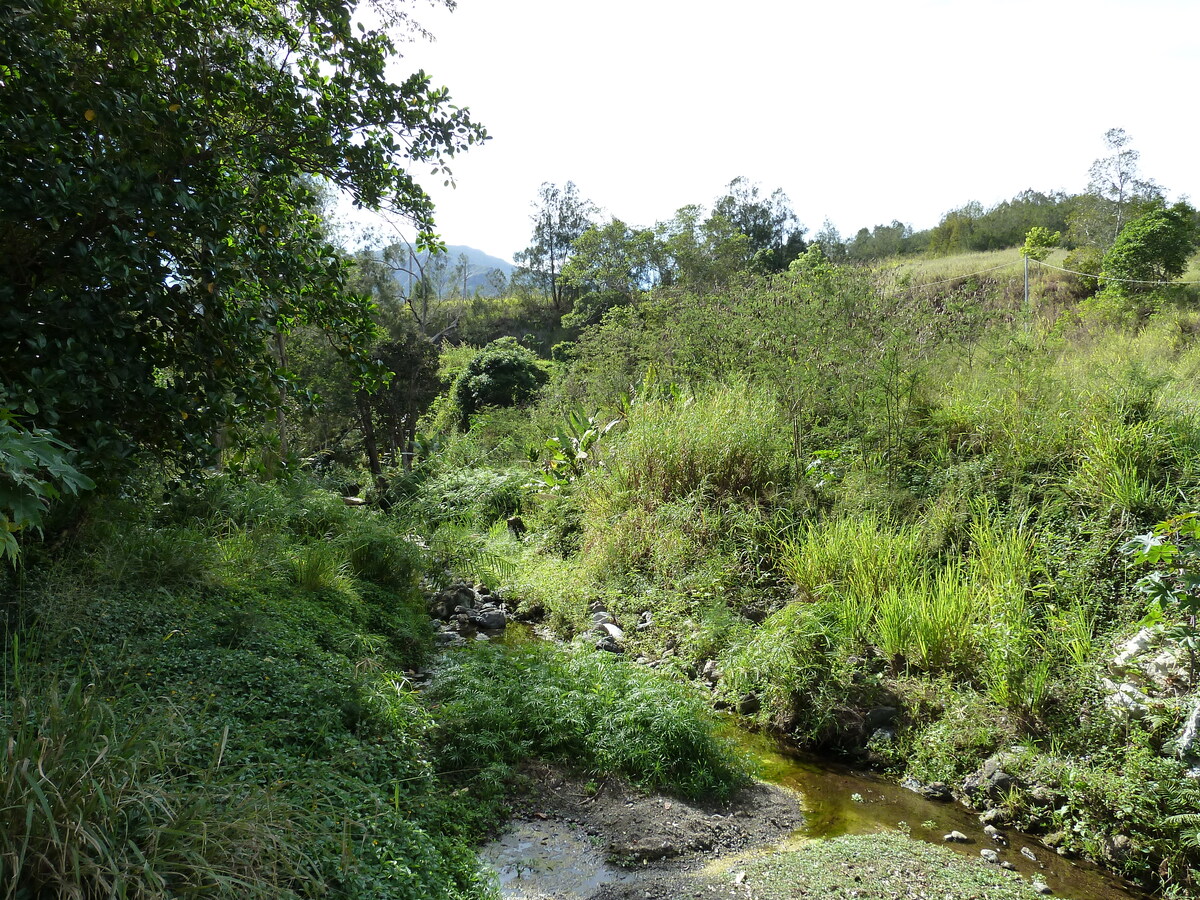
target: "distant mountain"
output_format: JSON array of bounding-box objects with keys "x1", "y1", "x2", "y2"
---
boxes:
[{"x1": 386, "y1": 244, "x2": 514, "y2": 297}]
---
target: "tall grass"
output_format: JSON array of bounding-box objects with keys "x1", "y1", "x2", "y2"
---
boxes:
[
  {"x1": 0, "y1": 675, "x2": 313, "y2": 899},
  {"x1": 777, "y1": 512, "x2": 925, "y2": 604},
  {"x1": 591, "y1": 379, "x2": 792, "y2": 510},
  {"x1": 873, "y1": 567, "x2": 978, "y2": 673}
]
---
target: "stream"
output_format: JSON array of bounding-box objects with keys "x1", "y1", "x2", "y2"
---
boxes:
[
  {"x1": 476, "y1": 628, "x2": 1149, "y2": 900},
  {"x1": 731, "y1": 728, "x2": 1146, "y2": 900}
]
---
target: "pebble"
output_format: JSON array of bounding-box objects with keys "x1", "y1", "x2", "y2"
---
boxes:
[
  {"x1": 1032, "y1": 879, "x2": 1052, "y2": 895},
  {"x1": 980, "y1": 849, "x2": 999, "y2": 863},
  {"x1": 943, "y1": 831, "x2": 969, "y2": 843},
  {"x1": 1020, "y1": 846, "x2": 1038, "y2": 862}
]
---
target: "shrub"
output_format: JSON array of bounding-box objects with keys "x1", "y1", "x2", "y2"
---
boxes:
[
  {"x1": 430, "y1": 643, "x2": 748, "y2": 801},
  {"x1": 452, "y1": 337, "x2": 548, "y2": 428}
]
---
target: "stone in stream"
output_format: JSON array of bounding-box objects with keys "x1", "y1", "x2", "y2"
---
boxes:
[
  {"x1": 1032, "y1": 879, "x2": 1053, "y2": 895},
  {"x1": 1020, "y1": 846, "x2": 1038, "y2": 863},
  {"x1": 737, "y1": 694, "x2": 761, "y2": 715},
  {"x1": 943, "y1": 831, "x2": 969, "y2": 843},
  {"x1": 980, "y1": 848, "x2": 999, "y2": 863}
]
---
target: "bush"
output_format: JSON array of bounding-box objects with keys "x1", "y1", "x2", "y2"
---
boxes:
[
  {"x1": 452, "y1": 337, "x2": 547, "y2": 428},
  {"x1": 430, "y1": 643, "x2": 748, "y2": 801}
]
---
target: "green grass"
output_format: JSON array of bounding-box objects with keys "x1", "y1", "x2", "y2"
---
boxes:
[
  {"x1": 742, "y1": 833, "x2": 1035, "y2": 899},
  {"x1": 429, "y1": 643, "x2": 749, "y2": 801}
]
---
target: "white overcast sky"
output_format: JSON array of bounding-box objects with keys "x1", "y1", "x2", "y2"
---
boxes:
[{"x1": 350, "y1": 0, "x2": 1200, "y2": 261}]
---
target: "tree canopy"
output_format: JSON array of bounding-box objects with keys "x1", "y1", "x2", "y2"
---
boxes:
[{"x1": 0, "y1": 0, "x2": 485, "y2": 475}]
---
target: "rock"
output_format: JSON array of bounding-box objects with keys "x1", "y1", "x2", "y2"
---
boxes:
[
  {"x1": 868, "y1": 727, "x2": 896, "y2": 746},
  {"x1": 865, "y1": 706, "x2": 898, "y2": 730},
  {"x1": 1178, "y1": 699, "x2": 1200, "y2": 758},
  {"x1": 1020, "y1": 846, "x2": 1037, "y2": 862},
  {"x1": 601, "y1": 622, "x2": 625, "y2": 641},
  {"x1": 341, "y1": 495, "x2": 367, "y2": 506},
  {"x1": 943, "y1": 831, "x2": 969, "y2": 843},
  {"x1": 595, "y1": 635, "x2": 624, "y2": 654},
  {"x1": 1043, "y1": 831, "x2": 1067, "y2": 849},
  {"x1": 591, "y1": 610, "x2": 616, "y2": 626},
  {"x1": 473, "y1": 608, "x2": 507, "y2": 630},
  {"x1": 701, "y1": 659, "x2": 719, "y2": 681},
  {"x1": 984, "y1": 824, "x2": 1007, "y2": 845},
  {"x1": 1113, "y1": 626, "x2": 1160, "y2": 670},
  {"x1": 1026, "y1": 784, "x2": 1065, "y2": 810},
  {"x1": 1032, "y1": 879, "x2": 1052, "y2": 895},
  {"x1": 979, "y1": 807, "x2": 1010, "y2": 826},
  {"x1": 980, "y1": 848, "x2": 999, "y2": 863},
  {"x1": 1104, "y1": 834, "x2": 1133, "y2": 862},
  {"x1": 999, "y1": 861, "x2": 1016, "y2": 870},
  {"x1": 1102, "y1": 678, "x2": 1150, "y2": 719},
  {"x1": 737, "y1": 694, "x2": 761, "y2": 715},
  {"x1": 902, "y1": 776, "x2": 952, "y2": 802}
]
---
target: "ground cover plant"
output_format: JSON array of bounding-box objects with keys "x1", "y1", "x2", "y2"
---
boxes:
[{"x1": 0, "y1": 469, "x2": 760, "y2": 898}]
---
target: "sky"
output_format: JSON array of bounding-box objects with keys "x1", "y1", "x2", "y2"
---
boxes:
[{"x1": 343, "y1": 0, "x2": 1200, "y2": 262}]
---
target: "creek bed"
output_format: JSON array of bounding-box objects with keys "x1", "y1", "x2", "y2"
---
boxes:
[
  {"x1": 733, "y1": 727, "x2": 1147, "y2": 900},
  {"x1": 475, "y1": 626, "x2": 1149, "y2": 899}
]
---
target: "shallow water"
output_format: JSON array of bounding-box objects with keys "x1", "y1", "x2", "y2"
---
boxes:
[{"x1": 733, "y1": 727, "x2": 1147, "y2": 900}]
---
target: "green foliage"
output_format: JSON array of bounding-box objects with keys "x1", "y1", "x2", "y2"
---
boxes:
[
  {"x1": 452, "y1": 338, "x2": 548, "y2": 428},
  {"x1": 430, "y1": 643, "x2": 748, "y2": 800},
  {"x1": 0, "y1": 674, "x2": 318, "y2": 899},
  {"x1": 1021, "y1": 225, "x2": 1061, "y2": 261},
  {"x1": 1123, "y1": 513, "x2": 1200, "y2": 678},
  {"x1": 0, "y1": 0, "x2": 484, "y2": 474},
  {"x1": 7, "y1": 471, "x2": 504, "y2": 899},
  {"x1": 588, "y1": 380, "x2": 791, "y2": 509},
  {"x1": 1101, "y1": 202, "x2": 1199, "y2": 297},
  {"x1": 718, "y1": 602, "x2": 839, "y2": 737},
  {"x1": 0, "y1": 412, "x2": 95, "y2": 563}
]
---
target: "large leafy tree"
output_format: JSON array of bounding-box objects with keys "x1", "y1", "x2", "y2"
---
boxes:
[
  {"x1": 559, "y1": 219, "x2": 663, "y2": 327},
  {"x1": 711, "y1": 177, "x2": 805, "y2": 272},
  {"x1": 0, "y1": 0, "x2": 485, "y2": 475},
  {"x1": 1068, "y1": 128, "x2": 1162, "y2": 249},
  {"x1": 1101, "y1": 202, "x2": 1198, "y2": 296}
]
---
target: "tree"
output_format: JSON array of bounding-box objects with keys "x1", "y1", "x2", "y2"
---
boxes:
[
  {"x1": 1069, "y1": 128, "x2": 1162, "y2": 249},
  {"x1": 0, "y1": 0, "x2": 485, "y2": 476},
  {"x1": 513, "y1": 182, "x2": 597, "y2": 311},
  {"x1": 711, "y1": 177, "x2": 805, "y2": 272},
  {"x1": 559, "y1": 219, "x2": 663, "y2": 327},
  {"x1": 654, "y1": 205, "x2": 751, "y2": 288},
  {"x1": 1100, "y1": 202, "x2": 1198, "y2": 296},
  {"x1": 1021, "y1": 226, "x2": 1061, "y2": 262},
  {"x1": 813, "y1": 219, "x2": 848, "y2": 262}
]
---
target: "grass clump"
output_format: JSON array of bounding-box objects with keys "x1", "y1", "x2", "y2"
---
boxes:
[
  {"x1": 0, "y1": 674, "x2": 316, "y2": 900},
  {"x1": 591, "y1": 379, "x2": 792, "y2": 509},
  {"x1": 742, "y1": 833, "x2": 1034, "y2": 900},
  {"x1": 429, "y1": 643, "x2": 748, "y2": 802}
]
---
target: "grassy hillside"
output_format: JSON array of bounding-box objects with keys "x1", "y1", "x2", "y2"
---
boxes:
[{"x1": 418, "y1": 252, "x2": 1200, "y2": 893}]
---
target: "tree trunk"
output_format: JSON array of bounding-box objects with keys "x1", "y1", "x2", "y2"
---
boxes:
[{"x1": 355, "y1": 390, "x2": 384, "y2": 491}]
